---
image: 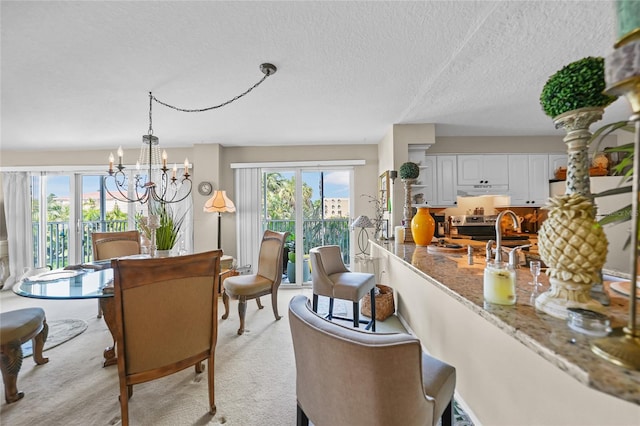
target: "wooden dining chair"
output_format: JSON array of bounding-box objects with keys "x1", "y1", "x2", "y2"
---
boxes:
[
  {"x1": 222, "y1": 230, "x2": 288, "y2": 335},
  {"x1": 111, "y1": 250, "x2": 222, "y2": 426},
  {"x1": 91, "y1": 230, "x2": 141, "y2": 318}
]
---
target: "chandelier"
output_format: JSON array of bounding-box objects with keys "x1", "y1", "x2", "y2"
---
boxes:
[
  {"x1": 105, "y1": 63, "x2": 278, "y2": 207},
  {"x1": 104, "y1": 63, "x2": 277, "y2": 257}
]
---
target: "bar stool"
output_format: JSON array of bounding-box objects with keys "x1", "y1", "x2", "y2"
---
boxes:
[
  {"x1": 309, "y1": 245, "x2": 376, "y2": 331},
  {"x1": 0, "y1": 308, "x2": 49, "y2": 403}
]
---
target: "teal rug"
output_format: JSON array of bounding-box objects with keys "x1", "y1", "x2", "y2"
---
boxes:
[{"x1": 22, "y1": 319, "x2": 88, "y2": 357}]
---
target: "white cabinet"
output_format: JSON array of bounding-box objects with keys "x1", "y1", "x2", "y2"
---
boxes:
[
  {"x1": 508, "y1": 154, "x2": 549, "y2": 206},
  {"x1": 436, "y1": 155, "x2": 457, "y2": 206},
  {"x1": 457, "y1": 155, "x2": 509, "y2": 186},
  {"x1": 549, "y1": 154, "x2": 567, "y2": 180},
  {"x1": 408, "y1": 149, "x2": 436, "y2": 206},
  {"x1": 415, "y1": 156, "x2": 436, "y2": 206},
  {"x1": 406, "y1": 151, "x2": 457, "y2": 207}
]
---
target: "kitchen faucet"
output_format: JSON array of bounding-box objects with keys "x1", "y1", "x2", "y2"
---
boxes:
[{"x1": 494, "y1": 210, "x2": 519, "y2": 263}]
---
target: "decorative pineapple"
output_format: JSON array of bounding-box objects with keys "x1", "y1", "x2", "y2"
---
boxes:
[{"x1": 538, "y1": 193, "x2": 608, "y2": 285}]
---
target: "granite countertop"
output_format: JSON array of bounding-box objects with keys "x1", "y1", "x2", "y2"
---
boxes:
[{"x1": 375, "y1": 240, "x2": 640, "y2": 406}]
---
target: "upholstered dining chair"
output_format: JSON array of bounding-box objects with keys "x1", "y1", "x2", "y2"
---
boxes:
[
  {"x1": 91, "y1": 230, "x2": 141, "y2": 318},
  {"x1": 288, "y1": 295, "x2": 456, "y2": 426},
  {"x1": 222, "y1": 230, "x2": 288, "y2": 335},
  {"x1": 111, "y1": 250, "x2": 222, "y2": 426},
  {"x1": 309, "y1": 245, "x2": 376, "y2": 331}
]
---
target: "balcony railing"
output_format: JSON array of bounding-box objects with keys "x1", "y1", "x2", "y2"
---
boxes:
[
  {"x1": 33, "y1": 220, "x2": 128, "y2": 268},
  {"x1": 34, "y1": 218, "x2": 350, "y2": 271},
  {"x1": 265, "y1": 218, "x2": 351, "y2": 263}
]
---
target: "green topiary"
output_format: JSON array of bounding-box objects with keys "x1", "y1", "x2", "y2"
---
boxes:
[
  {"x1": 399, "y1": 161, "x2": 420, "y2": 179},
  {"x1": 540, "y1": 56, "x2": 617, "y2": 118}
]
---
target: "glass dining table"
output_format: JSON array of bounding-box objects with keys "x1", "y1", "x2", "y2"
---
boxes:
[
  {"x1": 13, "y1": 259, "x2": 239, "y2": 368},
  {"x1": 13, "y1": 264, "x2": 120, "y2": 367}
]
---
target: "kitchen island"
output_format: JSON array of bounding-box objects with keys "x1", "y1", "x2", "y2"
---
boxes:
[{"x1": 371, "y1": 240, "x2": 640, "y2": 425}]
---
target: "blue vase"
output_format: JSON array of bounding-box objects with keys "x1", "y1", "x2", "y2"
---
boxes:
[{"x1": 287, "y1": 261, "x2": 296, "y2": 283}]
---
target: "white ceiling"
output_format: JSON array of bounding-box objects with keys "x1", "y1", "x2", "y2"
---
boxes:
[{"x1": 0, "y1": 1, "x2": 633, "y2": 152}]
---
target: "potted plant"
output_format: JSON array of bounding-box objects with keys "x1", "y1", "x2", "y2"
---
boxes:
[
  {"x1": 535, "y1": 56, "x2": 619, "y2": 318},
  {"x1": 138, "y1": 202, "x2": 186, "y2": 257},
  {"x1": 540, "y1": 56, "x2": 617, "y2": 119},
  {"x1": 399, "y1": 161, "x2": 420, "y2": 180},
  {"x1": 285, "y1": 235, "x2": 310, "y2": 283},
  {"x1": 399, "y1": 161, "x2": 420, "y2": 229},
  {"x1": 286, "y1": 236, "x2": 296, "y2": 282}
]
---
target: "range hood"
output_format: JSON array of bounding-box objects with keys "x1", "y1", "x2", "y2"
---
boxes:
[{"x1": 457, "y1": 184, "x2": 509, "y2": 197}]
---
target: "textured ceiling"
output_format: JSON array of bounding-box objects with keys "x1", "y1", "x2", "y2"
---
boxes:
[{"x1": 0, "y1": 1, "x2": 633, "y2": 151}]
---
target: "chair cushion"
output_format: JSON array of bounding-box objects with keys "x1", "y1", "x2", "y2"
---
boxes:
[
  {"x1": 224, "y1": 274, "x2": 273, "y2": 296},
  {"x1": 422, "y1": 352, "x2": 456, "y2": 425},
  {"x1": 0, "y1": 308, "x2": 46, "y2": 345},
  {"x1": 328, "y1": 272, "x2": 375, "y2": 301}
]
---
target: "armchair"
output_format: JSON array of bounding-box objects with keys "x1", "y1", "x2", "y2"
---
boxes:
[
  {"x1": 309, "y1": 245, "x2": 376, "y2": 331},
  {"x1": 288, "y1": 295, "x2": 456, "y2": 426}
]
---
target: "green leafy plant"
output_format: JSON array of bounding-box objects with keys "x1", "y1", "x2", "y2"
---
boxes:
[
  {"x1": 399, "y1": 161, "x2": 420, "y2": 179},
  {"x1": 152, "y1": 203, "x2": 186, "y2": 251},
  {"x1": 591, "y1": 121, "x2": 636, "y2": 249},
  {"x1": 286, "y1": 234, "x2": 295, "y2": 262},
  {"x1": 540, "y1": 56, "x2": 617, "y2": 118},
  {"x1": 361, "y1": 193, "x2": 384, "y2": 237}
]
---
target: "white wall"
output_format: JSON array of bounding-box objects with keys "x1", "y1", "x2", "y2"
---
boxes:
[{"x1": 0, "y1": 143, "x2": 379, "y2": 261}]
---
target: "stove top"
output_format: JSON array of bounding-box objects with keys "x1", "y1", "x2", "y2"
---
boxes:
[
  {"x1": 467, "y1": 235, "x2": 529, "y2": 241},
  {"x1": 450, "y1": 215, "x2": 498, "y2": 227}
]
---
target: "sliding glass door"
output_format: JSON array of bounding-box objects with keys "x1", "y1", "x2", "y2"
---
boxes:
[
  {"x1": 31, "y1": 172, "x2": 136, "y2": 268},
  {"x1": 262, "y1": 168, "x2": 352, "y2": 285}
]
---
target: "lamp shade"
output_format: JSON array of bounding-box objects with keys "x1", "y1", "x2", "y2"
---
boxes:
[
  {"x1": 203, "y1": 190, "x2": 236, "y2": 213},
  {"x1": 352, "y1": 215, "x2": 374, "y2": 229}
]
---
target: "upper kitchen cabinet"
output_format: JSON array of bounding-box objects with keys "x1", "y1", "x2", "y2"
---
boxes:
[
  {"x1": 457, "y1": 155, "x2": 509, "y2": 186},
  {"x1": 507, "y1": 154, "x2": 549, "y2": 206},
  {"x1": 436, "y1": 155, "x2": 457, "y2": 206},
  {"x1": 407, "y1": 148, "x2": 457, "y2": 207}
]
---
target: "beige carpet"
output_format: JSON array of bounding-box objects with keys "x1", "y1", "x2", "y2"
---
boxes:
[{"x1": 0, "y1": 287, "x2": 470, "y2": 425}]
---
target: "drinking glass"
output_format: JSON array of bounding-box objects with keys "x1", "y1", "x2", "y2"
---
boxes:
[{"x1": 530, "y1": 260, "x2": 541, "y2": 294}]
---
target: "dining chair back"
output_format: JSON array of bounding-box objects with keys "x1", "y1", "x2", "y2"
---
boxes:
[
  {"x1": 92, "y1": 230, "x2": 141, "y2": 261},
  {"x1": 111, "y1": 250, "x2": 222, "y2": 426},
  {"x1": 91, "y1": 230, "x2": 141, "y2": 319}
]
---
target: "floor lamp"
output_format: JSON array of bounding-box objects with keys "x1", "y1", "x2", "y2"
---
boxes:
[{"x1": 204, "y1": 190, "x2": 236, "y2": 249}]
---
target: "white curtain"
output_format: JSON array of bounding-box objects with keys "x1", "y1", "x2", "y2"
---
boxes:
[
  {"x1": 234, "y1": 168, "x2": 261, "y2": 272},
  {"x1": 173, "y1": 183, "x2": 194, "y2": 254},
  {"x1": 2, "y1": 172, "x2": 33, "y2": 289}
]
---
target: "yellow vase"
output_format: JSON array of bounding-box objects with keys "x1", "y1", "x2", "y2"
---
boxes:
[{"x1": 411, "y1": 207, "x2": 435, "y2": 247}]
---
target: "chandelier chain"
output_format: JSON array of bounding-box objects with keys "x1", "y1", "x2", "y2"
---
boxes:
[
  {"x1": 148, "y1": 93, "x2": 153, "y2": 135},
  {"x1": 150, "y1": 71, "x2": 272, "y2": 113}
]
